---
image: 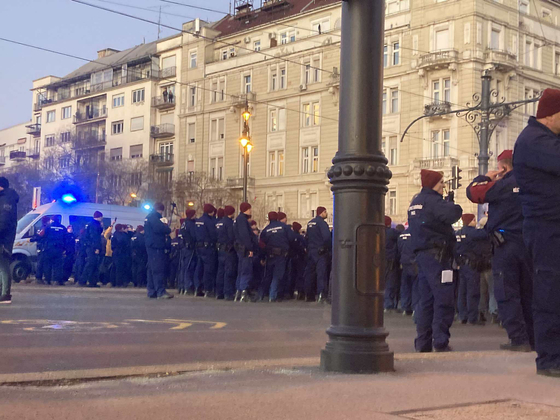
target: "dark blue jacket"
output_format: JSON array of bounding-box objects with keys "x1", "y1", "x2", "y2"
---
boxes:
[
  {"x1": 385, "y1": 227, "x2": 399, "y2": 262},
  {"x1": 408, "y1": 187, "x2": 463, "y2": 253},
  {"x1": 398, "y1": 229, "x2": 415, "y2": 265},
  {"x1": 260, "y1": 221, "x2": 293, "y2": 251},
  {"x1": 0, "y1": 187, "x2": 19, "y2": 255},
  {"x1": 195, "y1": 213, "x2": 218, "y2": 244},
  {"x1": 112, "y1": 230, "x2": 132, "y2": 257},
  {"x1": 216, "y1": 216, "x2": 235, "y2": 246},
  {"x1": 131, "y1": 232, "x2": 147, "y2": 260},
  {"x1": 233, "y1": 213, "x2": 256, "y2": 252},
  {"x1": 179, "y1": 218, "x2": 197, "y2": 248},
  {"x1": 291, "y1": 231, "x2": 307, "y2": 256},
  {"x1": 467, "y1": 171, "x2": 523, "y2": 240},
  {"x1": 144, "y1": 210, "x2": 171, "y2": 250},
  {"x1": 513, "y1": 116, "x2": 560, "y2": 221},
  {"x1": 65, "y1": 231, "x2": 77, "y2": 255},
  {"x1": 84, "y1": 219, "x2": 103, "y2": 251},
  {"x1": 43, "y1": 220, "x2": 66, "y2": 251},
  {"x1": 455, "y1": 226, "x2": 489, "y2": 260},
  {"x1": 306, "y1": 216, "x2": 331, "y2": 253}
]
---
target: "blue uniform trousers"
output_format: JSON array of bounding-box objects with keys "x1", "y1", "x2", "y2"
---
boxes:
[
  {"x1": 196, "y1": 247, "x2": 217, "y2": 293},
  {"x1": 523, "y1": 219, "x2": 560, "y2": 370},
  {"x1": 35, "y1": 249, "x2": 45, "y2": 281},
  {"x1": 147, "y1": 248, "x2": 167, "y2": 297},
  {"x1": 457, "y1": 264, "x2": 481, "y2": 323},
  {"x1": 237, "y1": 251, "x2": 253, "y2": 291},
  {"x1": 304, "y1": 251, "x2": 329, "y2": 297},
  {"x1": 261, "y1": 255, "x2": 287, "y2": 300},
  {"x1": 400, "y1": 263, "x2": 417, "y2": 312},
  {"x1": 0, "y1": 252, "x2": 12, "y2": 297},
  {"x1": 492, "y1": 239, "x2": 534, "y2": 346},
  {"x1": 384, "y1": 261, "x2": 400, "y2": 309},
  {"x1": 178, "y1": 248, "x2": 196, "y2": 291},
  {"x1": 292, "y1": 256, "x2": 306, "y2": 294},
  {"x1": 414, "y1": 251, "x2": 456, "y2": 352},
  {"x1": 82, "y1": 248, "x2": 101, "y2": 286},
  {"x1": 114, "y1": 254, "x2": 131, "y2": 287},
  {"x1": 131, "y1": 256, "x2": 147, "y2": 287},
  {"x1": 216, "y1": 250, "x2": 238, "y2": 298},
  {"x1": 43, "y1": 249, "x2": 64, "y2": 285}
]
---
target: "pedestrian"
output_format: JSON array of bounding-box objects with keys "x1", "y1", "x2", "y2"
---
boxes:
[
  {"x1": 195, "y1": 204, "x2": 218, "y2": 298},
  {"x1": 178, "y1": 209, "x2": 197, "y2": 295},
  {"x1": 215, "y1": 205, "x2": 237, "y2": 300},
  {"x1": 168, "y1": 89, "x2": 174, "y2": 104},
  {"x1": 455, "y1": 214, "x2": 489, "y2": 325},
  {"x1": 30, "y1": 216, "x2": 50, "y2": 284},
  {"x1": 99, "y1": 223, "x2": 114, "y2": 286},
  {"x1": 144, "y1": 202, "x2": 173, "y2": 299},
  {"x1": 384, "y1": 216, "x2": 401, "y2": 313},
  {"x1": 112, "y1": 224, "x2": 132, "y2": 287},
  {"x1": 290, "y1": 222, "x2": 307, "y2": 300},
  {"x1": 476, "y1": 217, "x2": 497, "y2": 323},
  {"x1": 0, "y1": 177, "x2": 19, "y2": 304},
  {"x1": 41, "y1": 216, "x2": 66, "y2": 286},
  {"x1": 167, "y1": 229, "x2": 182, "y2": 290},
  {"x1": 162, "y1": 87, "x2": 168, "y2": 103},
  {"x1": 233, "y1": 202, "x2": 257, "y2": 302},
  {"x1": 303, "y1": 206, "x2": 332, "y2": 303},
  {"x1": 73, "y1": 228, "x2": 87, "y2": 285},
  {"x1": 513, "y1": 88, "x2": 560, "y2": 377},
  {"x1": 398, "y1": 227, "x2": 417, "y2": 316},
  {"x1": 468, "y1": 150, "x2": 534, "y2": 352},
  {"x1": 81, "y1": 211, "x2": 105, "y2": 288},
  {"x1": 131, "y1": 226, "x2": 147, "y2": 288},
  {"x1": 62, "y1": 225, "x2": 77, "y2": 284},
  {"x1": 408, "y1": 169, "x2": 463, "y2": 352}
]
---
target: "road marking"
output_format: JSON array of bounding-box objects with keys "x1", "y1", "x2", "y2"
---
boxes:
[{"x1": 125, "y1": 319, "x2": 227, "y2": 330}]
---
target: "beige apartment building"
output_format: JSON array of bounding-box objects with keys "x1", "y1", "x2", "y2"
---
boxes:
[{"x1": 0, "y1": 121, "x2": 30, "y2": 170}]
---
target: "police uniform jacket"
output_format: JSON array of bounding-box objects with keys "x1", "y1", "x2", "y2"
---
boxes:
[
  {"x1": 467, "y1": 171, "x2": 523, "y2": 241},
  {"x1": 112, "y1": 231, "x2": 132, "y2": 257},
  {"x1": 455, "y1": 226, "x2": 489, "y2": 261},
  {"x1": 195, "y1": 213, "x2": 218, "y2": 245},
  {"x1": 65, "y1": 232, "x2": 77, "y2": 256},
  {"x1": 144, "y1": 210, "x2": 171, "y2": 250},
  {"x1": 408, "y1": 187, "x2": 463, "y2": 253},
  {"x1": 43, "y1": 221, "x2": 67, "y2": 251},
  {"x1": 385, "y1": 227, "x2": 399, "y2": 262},
  {"x1": 398, "y1": 229, "x2": 415, "y2": 266},
  {"x1": 0, "y1": 187, "x2": 19, "y2": 255},
  {"x1": 306, "y1": 216, "x2": 332, "y2": 253},
  {"x1": 233, "y1": 213, "x2": 256, "y2": 253},
  {"x1": 84, "y1": 219, "x2": 104, "y2": 252},
  {"x1": 513, "y1": 116, "x2": 560, "y2": 222},
  {"x1": 180, "y1": 219, "x2": 197, "y2": 249},
  {"x1": 260, "y1": 221, "x2": 292, "y2": 252},
  {"x1": 216, "y1": 217, "x2": 235, "y2": 247},
  {"x1": 131, "y1": 232, "x2": 147, "y2": 260}
]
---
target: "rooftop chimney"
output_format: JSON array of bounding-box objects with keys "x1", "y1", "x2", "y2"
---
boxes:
[{"x1": 97, "y1": 48, "x2": 120, "y2": 59}]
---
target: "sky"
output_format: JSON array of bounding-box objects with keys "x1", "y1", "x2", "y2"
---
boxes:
[{"x1": 0, "y1": 0, "x2": 234, "y2": 130}]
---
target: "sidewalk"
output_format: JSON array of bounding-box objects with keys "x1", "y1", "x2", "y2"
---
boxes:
[{"x1": 1, "y1": 351, "x2": 559, "y2": 420}]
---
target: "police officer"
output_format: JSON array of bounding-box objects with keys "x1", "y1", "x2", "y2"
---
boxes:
[
  {"x1": 290, "y1": 222, "x2": 307, "y2": 300},
  {"x1": 0, "y1": 177, "x2": 19, "y2": 304},
  {"x1": 81, "y1": 211, "x2": 105, "y2": 288},
  {"x1": 131, "y1": 225, "x2": 147, "y2": 288},
  {"x1": 408, "y1": 169, "x2": 462, "y2": 352},
  {"x1": 215, "y1": 205, "x2": 237, "y2": 300},
  {"x1": 73, "y1": 228, "x2": 87, "y2": 285},
  {"x1": 468, "y1": 150, "x2": 534, "y2": 351},
  {"x1": 513, "y1": 88, "x2": 560, "y2": 377},
  {"x1": 384, "y1": 216, "x2": 401, "y2": 312},
  {"x1": 398, "y1": 227, "x2": 417, "y2": 316},
  {"x1": 178, "y1": 209, "x2": 197, "y2": 295},
  {"x1": 195, "y1": 204, "x2": 218, "y2": 298},
  {"x1": 167, "y1": 229, "x2": 182, "y2": 290},
  {"x1": 62, "y1": 225, "x2": 77, "y2": 284},
  {"x1": 30, "y1": 216, "x2": 50, "y2": 284},
  {"x1": 144, "y1": 202, "x2": 173, "y2": 299},
  {"x1": 41, "y1": 215, "x2": 66, "y2": 286},
  {"x1": 233, "y1": 202, "x2": 257, "y2": 302},
  {"x1": 304, "y1": 206, "x2": 332, "y2": 303},
  {"x1": 112, "y1": 224, "x2": 132, "y2": 287},
  {"x1": 455, "y1": 214, "x2": 489, "y2": 325}
]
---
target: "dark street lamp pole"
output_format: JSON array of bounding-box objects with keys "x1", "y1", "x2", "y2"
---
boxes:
[{"x1": 322, "y1": 0, "x2": 394, "y2": 373}]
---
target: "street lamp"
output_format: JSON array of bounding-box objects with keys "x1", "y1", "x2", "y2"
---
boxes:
[
  {"x1": 239, "y1": 102, "x2": 253, "y2": 203},
  {"x1": 130, "y1": 193, "x2": 137, "y2": 199},
  {"x1": 187, "y1": 201, "x2": 195, "y2": 207}
]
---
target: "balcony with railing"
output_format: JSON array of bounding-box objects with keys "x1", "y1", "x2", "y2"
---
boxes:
[
  {"x1": 157, "y1": 66, "x2": 177, "y2": 79},
  {"x1": 424, "y1": 101, "x2": 452, "y2": 117},
  {"x1": 231, "y1": 92, "x2": 256, "y2": 108},
  {"x1": 150, "y1": 124, "x2": 175, "y2": 138},
  {"x1": 73, "y1": 106, "x2": 108, "y2": 124},
  {"x1": 226, "y1": 177, "x2": 256, "y2": 189},
  {"x1": 414, "y1": 156, "x2": 459, "y2": 170},
  {"x1": 72, "y1": 133, "x2": 107, "y2": 150},
  {"x1": 27, "y1": 148, "x2": 40, "y2": 159},
  {"x1": 484, "y1": 49, "x2": 517, "y2": 71},
  {"x1": 151, "y1": 95, "x2": 176, "y2": 110},
  {"x1": 418, "y1": 49, "x2": 459, "y2": 70},
  {"x1": 26, "y1": 123, "x2": 41, "y2": 136},
  {"x1": 150, "y1": 153, "x2": 174, "y2": 167},
  {"x1": 9, "y1": 150, "x2": 27, "y2": 161}
]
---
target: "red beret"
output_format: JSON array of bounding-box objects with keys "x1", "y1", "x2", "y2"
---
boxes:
[
  {"x1": 224, "y1": 205, "x2": 235, "y2": 216},
  {"x1": 421, "y1": 169, "x2": 443, "y2": 189},
  {"x1": 497, "y1": 150, "x2": 513, "y2": 161},
  {"x1": 250, "y1": 220, "x2": 257, "y2": 226},
  {"x1": 537, "y1": 88, "x2": 560, "y2": 119},
  {"x1": 268, "y1": 211, "x2": 278, "y2": 221},
  {"x1": 179, "y1": 218, "x2": 186, "y2": 225},
  {"x1": 93, "y1": 211, "x2": 103, "y2": 218},
  {"x1": 240, "y1": 202, "x2": 252, "y2": 213},
  {"x1": 278, "y1": 212, "x2": 287, "y2": 220},
  {"x1": 186, "y1": 209, "x2": 196, "y2": 219},
  {"x1": 462, "y1": 214, "x2": 476, "y2": 226},
  {"x1": 136, "y1": 225, "x2": 144, "y2": 232},
  {"x1": 203, "y1": 204, "x2": 216, "y2": 214},
  {"x1": 292, "y1": 222, "x2": 302, "y2": 232},
  {"x1": 385, "y1": 216, "x2": 392, "y2": 228},
  {"x1": 316, "y1": 206, "x2": 326, "y2": 216},
  {"x1": 217, "y1": 208, "x2": 225, "y2": 218}
]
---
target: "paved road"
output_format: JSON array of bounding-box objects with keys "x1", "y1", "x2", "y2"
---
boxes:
[{"x1": 1, "y1": 283, "x2": 509, "y2": 377}]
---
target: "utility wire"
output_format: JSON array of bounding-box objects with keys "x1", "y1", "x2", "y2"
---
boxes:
[
  {"x1": 159, "y1": 0, "x2": 228, "y2": 15},
  {"x1": 91, "y1": 0, "x2": 196, "y2": 20}
]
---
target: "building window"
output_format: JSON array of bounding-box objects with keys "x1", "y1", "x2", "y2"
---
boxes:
[
  {"x1": 382, "y1": 91, "x2": 387, "y2": 115},
  {"x1": 159, "y1": 142, "x2": 174, "y2": 157},
  {"x1": 490, "y1": 28, "x2": 501, "y2": 50},
  {"x1": 61, "y1": 132, "x2": 71, "y2": 143},
  {"x1": 187, "y1": 159, "x2": 195, "y2": 177},
  {"x1": 62, "y1": 106, "x2": 72, "y2": 120},
  {"x1": 392, "y1": 42, "x2": 400, "y2": 65},
  {"x1": 112, "y1": 120, "x2": 124, "y2": 135},
  {"x1": 270, "y1": 109, "x2": 278, "y2": 132},
  {"x1": 281, "y1": 30, "x2": 295, "y2": 44},
  {"x1": 383, "y1": 45, "x2": 388, "y2": 68},
  {"x1": 113, "y1": 94, "x2": 125, "y2": 108},
  {"x1": 110, "y1": 147, "x2": 123, "y2": 161},
  {"x1": 188, "y1": 122, "x2": 196, "y2": 143},
  {"x1": 132, "y1": 88, "x2": 145, "y2": 103},
  {"x1": 431, "y1": 129, "x2": 451, "y2": 158},
  {"x1": 45, "y1": 135, "x2": 55, "y2": 147},
  {"x1": 268, "y1": 150, "x2": 285, "y2": 177},
  {"x1": 389, "y1": 136, "x2": 398, "y2": 165},
  {"x1": 130, "y1": 144, "x2": 143, "y2": 158},
  {"x1": 269, "y1": 151, "x2": 276, "y2": 177},
  {"x1": 190, "y1": 86, "x2": 197, "y2": 107},
  {"x1": 391, "y1": 89, "x2": 399, "y2": 113},
  {"x1": 301, "y1": 146, "x2": 319, "y2": 174},
  {"x1": 190, "y1": 51, "x2": 197, "y2": 68},
  {"x1": 131, "y1": 172, "x2": 142, "y2": 186},
  {"x1": 46, "y1": 110, "x2": 55, "y2": 123},
  {"x1": 299, "y1": 192, "x2": 318, "y2": 219},
  {"x1": 271, "y1": 70, "x2": 278, "y2": 91},
  {"x1": 519, "y1": 0, "x2": 529, "y2": 14},
  {"x1": 254, "y1": 40, "x2": 261, "y2": 51},
  {"x1": 555, "y1": 52, "x2": 560, "y2": 75},
  {"x1": 388, "y1": 190, "x2": 397, "y2": 215},
  {"x1": 221, "y1": 49, "x2": 228, "y2": 60},
  {"x1": 433, "y1": 79, "x2": 450, "y2": 104},
  {"x1": 210, "y1": 157, "x2": 224, "y2": 180},
  {"x1": 59, "y1": 156, "x2": 71, "y2": 169},
  {"x1": 210, "y1": 117, "x2": 225, "y2": 141},
  {"x1": 244, "y1": 75, "x2": 252, "y2": 93},
  {"x1": 130, "y1": 116, "x2": 144, "y2": 132},
  {"x1": 302, "y1": 101, "x2": 320, "y2": 127},
  {"x1": 280, "y1": 67, "x2": 286, "y2": 89}
]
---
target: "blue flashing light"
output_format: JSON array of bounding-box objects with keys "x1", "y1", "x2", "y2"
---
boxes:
[
  {"x1": 143, "y1": 204, "x2": 152, "y2": 211},
  {"x1": 61, "y1": 194, "x2": 77, "y2": 204}
]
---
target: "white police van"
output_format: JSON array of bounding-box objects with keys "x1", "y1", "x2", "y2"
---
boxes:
[{"x1": 11, "y1": 200, "x2": 149, "y2": 282}]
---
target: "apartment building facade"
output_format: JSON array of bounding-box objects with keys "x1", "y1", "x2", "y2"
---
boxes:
[{"x1": 0, "y1": 121, "x2": 30, "y2": 170}]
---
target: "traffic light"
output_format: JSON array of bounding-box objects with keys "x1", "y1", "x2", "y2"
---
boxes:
[{"x1": 451, "y1": 165, "x2": 462, "y2": 190}]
